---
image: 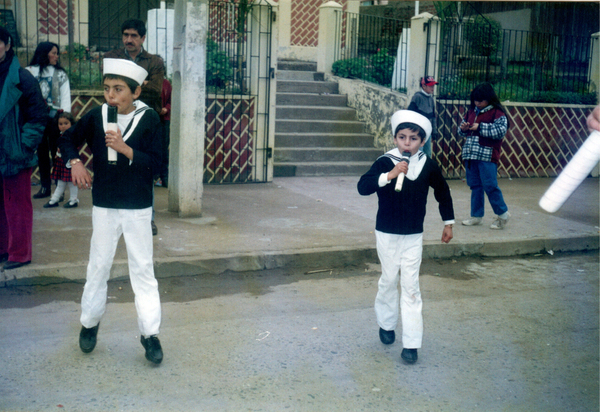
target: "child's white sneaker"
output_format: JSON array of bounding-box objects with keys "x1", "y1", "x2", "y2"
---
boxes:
[
  {"x1": 490, "y1": 212, "x2": 510, "y2": 230},
  {"x1": 462, "y1": 217, "x2": 482, "y2": 226}
]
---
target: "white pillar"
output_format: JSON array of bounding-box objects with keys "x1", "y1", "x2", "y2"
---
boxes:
[
  {"x1": 406, "y1": 12, "x2": 440, "y2": 99},
  {"x1": 169, "y1": 0, "x2": 208, "y2": 217},
  {"x1": 250, "y1": 0, "x2": 278, "y2": 182},
  {"x1": 317, "y1": 1, "x2": 343, "y2": 74},
  {"x1": 278, "y1": 0, "x2": 291, "y2": 50}
]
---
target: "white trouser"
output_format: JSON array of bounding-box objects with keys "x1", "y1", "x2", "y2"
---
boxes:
[
  {"x1": 81, "y1": 206, "x2": 161, "y2": 336},
  {"x1": 375, "y1": 230, "x2": 423, "y2": 349}
]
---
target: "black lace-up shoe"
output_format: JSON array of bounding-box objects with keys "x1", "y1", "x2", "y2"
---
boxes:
[
  {"x1": 33, "y1": 186, "x2": 51, "y2": 199},
  {"x1": 401, "y1": 348, "x2": 418, "y2": 364},
  {"x1": 79, "y1": 324, "x2": 99, "y2": 353},
  {"x1": 141, "y1": 335, "x2": 163, "y2": 364},
  {"x1": 379, "y1": 328, "x2": 395, "y2": 345}
]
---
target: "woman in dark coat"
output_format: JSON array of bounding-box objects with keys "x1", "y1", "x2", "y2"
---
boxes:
[{"x1": 0, "y1": 27, "x2": 48, "y2": 269}]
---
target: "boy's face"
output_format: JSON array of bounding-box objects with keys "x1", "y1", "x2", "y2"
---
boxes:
[
  {"x1": 422, "y1": 84, "x2": 435, "y2": 94},
  {"x1": 58, "y1": 117, "x2": 72, "y2": 132},
  {"x1": 104, "y1": 78, "x2": 141, "y2": 115},
  {"x1": 394, "y1": 128, "x2": 425, "y2": 156}
]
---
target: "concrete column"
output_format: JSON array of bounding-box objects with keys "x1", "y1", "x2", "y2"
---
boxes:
[
  {"x1": 278, "y1": 0, "x2": 291, "y2": 50},
  {"x1": 250, "y1": 0, "x2": 278, "y2": 181},
  {"x1": 406, "y1": 12, "x2": 440, "y2": 99},
  {"x1": 317, "y1": 1, "x2": 343, "y2": 74},
  {"x1": 169, "y1": 0, "x2": 207, "y2": 217}
]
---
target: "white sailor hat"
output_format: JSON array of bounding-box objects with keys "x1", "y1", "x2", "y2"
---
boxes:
[
  {"x1": 103, "y1": 58, "x2": 148, "y2": 86},
  {"x1": 390, "y1": 110, "x2": 432, "y2": 142}
]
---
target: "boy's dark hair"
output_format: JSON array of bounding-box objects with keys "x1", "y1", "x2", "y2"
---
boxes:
[
  {"x1": 29, "y1": 41, "x2": 65, "y2": 72},
  {"x1": 103, "y1": 74, "x2": 139, "y2": 94},
  {"x1": 470, "y1": 82, "x2": 510, "y2": 128},
  {"x1": 395, "y1": 122, "x2": 426, "y2": 141},
  {"x1": 121, "y1": 19, "x2": 146, "y2": 37},
  {"x1": 57, "y1": 111, "x2": 76, "y2": 125}
]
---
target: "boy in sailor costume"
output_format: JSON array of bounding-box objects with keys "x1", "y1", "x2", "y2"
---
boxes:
[
  {"x1": 358, "y1": 110, "x2": 455, "y2": 364},
  {"x1": 59, "y1": 58, "x2": 163, "y2": 364}
]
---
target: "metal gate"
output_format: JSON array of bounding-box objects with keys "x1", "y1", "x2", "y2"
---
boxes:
[{"x1": 204, "y1": 0, "x2": 273, "y2": 184}]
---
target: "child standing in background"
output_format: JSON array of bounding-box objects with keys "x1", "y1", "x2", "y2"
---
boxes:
[
  {"x1": 44, "y1": 112, "x2": 79, "y2": 208},
  {"x1": 458, "y1": 82, "x2": 510, "y2": 230}
]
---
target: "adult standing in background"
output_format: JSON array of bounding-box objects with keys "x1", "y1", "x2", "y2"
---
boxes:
[
  {"x1": 26, "y1": 41, "x2": 72, "y2": 199},
  {"x1": 105, "y1": 18, "x2": 165, "y2": 235},
  {"x1": 0, "y1": 28, "x2": 48, "y2": 270},
  {"x1": 104, "y1": 19, "x2": 164, "y2": 116}
]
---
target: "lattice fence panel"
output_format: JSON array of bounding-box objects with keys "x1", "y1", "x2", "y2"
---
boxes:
[
  {"x1": 204, "y1": 96, "x2": 256, "y2": 184},
  {"x1": 434, "y1": 102, "x2": 594, "y2": 179}
]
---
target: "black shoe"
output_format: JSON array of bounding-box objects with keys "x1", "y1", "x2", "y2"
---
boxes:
[
  {"x1": 141, "y1": 335, "x2": 163, "y2": 364},
  {"x1": 151, "y1": 221, "x2": 158, "y2": 236},
  {"x1": 79, "y1": 324, "x2": 99, "y2": 353},
  {"x1": 4, "y1": 260, "x2": 31, "y2": 270},
  {"x1": 33, "y1": 186, "x2": 51, "y2": 199},
  {"x1": 401, "y1": 348, "x2": 418, "y2": 364},
  {"x1": 63, "y1": 200, "x2": 79, "y2": 208},
  {"x1": 43, "y1": 201, "x2": 59, "y2": 208},
  {"x1": 379, "y1": 328, "x2": 395, "y2": 345},
  {"x1": 0, "y1": 253, "x2": 8, "y2": 264}
]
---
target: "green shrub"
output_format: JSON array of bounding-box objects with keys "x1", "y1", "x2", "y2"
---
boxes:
[
  {"x1": 206, "y1": 37, "x2": 233, "y2": 90},
  {"x1": 332, "y1": 48, "x2": 395, "y2": 88},
  {"x1": 332, "y1": 57, "x2": 367, "y2": 79},
  {"x1": 464, "y1": 18, "x2": 503, "y2": 57},
  {"x1": 370, "y1": 48, "x2": 395, "y2": 87},
  {"x1": 528, "y1": 92, "x2": 597, "y2": 105}
]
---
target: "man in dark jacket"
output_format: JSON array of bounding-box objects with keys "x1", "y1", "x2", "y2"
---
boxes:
[
  {"x1": 0, "y1": 27, "x2": 47, "y2": 270},
  {"x1": 104, "y1": 19, "x2": 164, "y2": 115}
]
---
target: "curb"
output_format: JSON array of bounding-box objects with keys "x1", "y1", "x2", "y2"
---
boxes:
[{"x1": 2, "y1": 235, "x2": 598, "y2": 287}]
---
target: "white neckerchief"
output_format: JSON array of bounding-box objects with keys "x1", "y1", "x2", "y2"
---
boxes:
[
  {"x1": 382, "y1": 148, "x2": 427, "y2": 181},
  {"x1": 102, "y1": 100, "x2": 151, "y2": 142}
]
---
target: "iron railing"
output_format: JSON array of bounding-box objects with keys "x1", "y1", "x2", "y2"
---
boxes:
[
  {"x1": 434, "y1": 19, "x2": 597, "y2": 104},
  {"x1": 332, "y1": 10, "x2": 410, "y2": 92}
]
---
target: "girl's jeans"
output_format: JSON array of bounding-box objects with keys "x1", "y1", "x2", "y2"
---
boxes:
[{"x1": 465, "y1": 160, "x2": 508, "y2": 217}]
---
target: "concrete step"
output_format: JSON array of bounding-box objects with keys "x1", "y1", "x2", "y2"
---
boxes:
[
  {"x1": 277, "y1": 80, "x2": 339, "y2": 94},
  {"x1": 276, "y1": 106, "x2": 357, "y2": 121},
  {"x1": 275, "y1": 133, "x2": 376, "y2": 148},
  {"x1": 273, "y1": 161, "x2": 373, "y2": 177},
  {"x1": 274, "y1": 147, "x2": 382, "y2": 163},
  {"x1": 277, "y1": 70, "x2": 325, "y2": 82},
  {"x1": 276, "y1": 119, "x2": 366, "y2": 134},
  {"x1": 277, "y1": 92, "x2": 348, "y2": 107},
  {"x1": 277, "y1": 60, "x2": 317, "y2": 71}
]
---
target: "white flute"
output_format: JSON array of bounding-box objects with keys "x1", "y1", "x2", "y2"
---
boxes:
[
  {"x1": 539, "y1": 130, "x2": 600, "y2": 213},
  {"x1": 106, "y1": 122, "x2": 118, "y2": 163},
  {"x1": 395, "y1": 151, "x2": 411, "y2": 192}
]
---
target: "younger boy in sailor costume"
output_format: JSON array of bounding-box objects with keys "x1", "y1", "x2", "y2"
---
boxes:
[
  {"x1": 357, "y1": 110, "x2": 455, "y2": 364},
  {"x1": 59, "y1": 58, "x2": 163, "y2": 364}
]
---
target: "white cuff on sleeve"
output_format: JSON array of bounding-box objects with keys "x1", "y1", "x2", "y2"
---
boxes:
[{"x1": 378, "y1": 173, "x2": 391, "y2": 187}]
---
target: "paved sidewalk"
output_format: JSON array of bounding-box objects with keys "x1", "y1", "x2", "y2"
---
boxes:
[{"x1": 1, "y1": 176, "x2": 598, "y2": 284}]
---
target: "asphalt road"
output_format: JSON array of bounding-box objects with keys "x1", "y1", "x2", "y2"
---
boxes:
[{"x1": 0, "y1": 252, "x2": 598, "y2": 411}]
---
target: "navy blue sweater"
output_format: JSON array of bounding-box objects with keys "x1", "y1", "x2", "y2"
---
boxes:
[
  {"x1": 357, "y1": 156, "x2": 454, "y2": 235},
  {"x1": 58, "y1": 105, "x2": 161, "y2": 209}
]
